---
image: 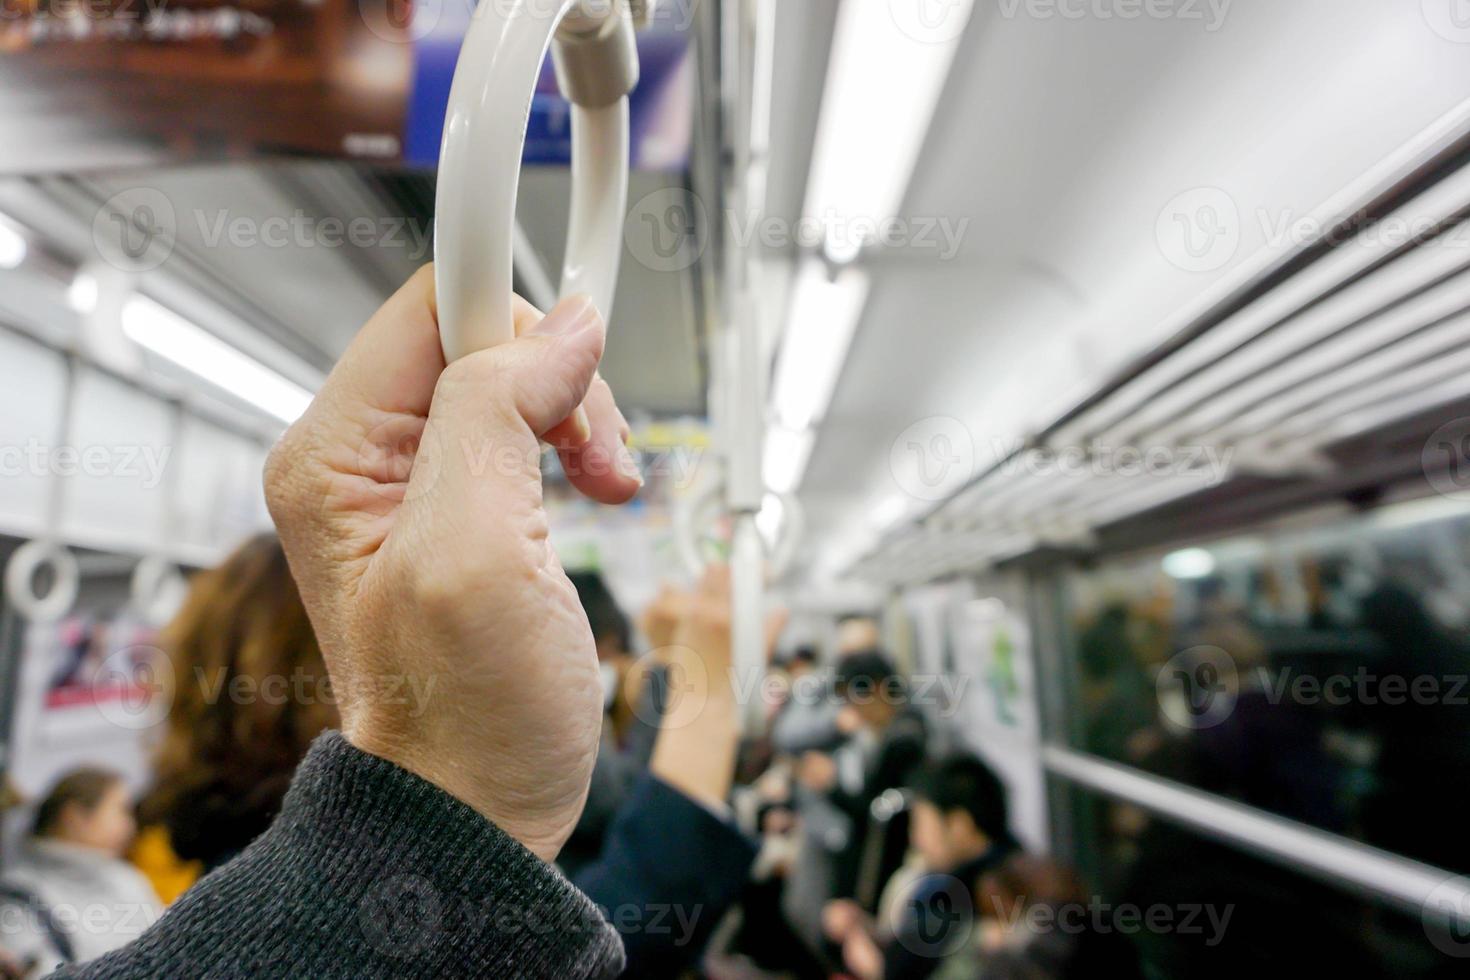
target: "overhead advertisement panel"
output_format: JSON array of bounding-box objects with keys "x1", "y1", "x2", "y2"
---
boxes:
[{"x1": 0, "y1": 0, "x2": 690, "y2": 174}]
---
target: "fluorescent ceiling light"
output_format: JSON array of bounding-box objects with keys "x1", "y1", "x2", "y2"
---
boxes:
[
  {"x1": 756, "y1": 492, "x2": 785, "y2": 547},
  {"x1": 68, "y1": 273, "x2": 99, "y2": 314},
  {"x1": 0, "y1": 219, "x2": 27, "y2": 269},
  {"x1": 869, "y1": 494, "x2": 910, "y2": 531},
  {"x1": 1162, "y1": 548, "x2": 1217, "y2": 580},
  {"x1": 121, "y1": 295, "x2": 312, "y2": 423},
  {"x1": 771, "y1": 263, "x2": 870, "y2": 430},
  {"x1": 765, "y1": 426, "x2": 815, "y2": 495},
  {"x1": 803, "y1": 0, "x2": 974, "y2": 261}
]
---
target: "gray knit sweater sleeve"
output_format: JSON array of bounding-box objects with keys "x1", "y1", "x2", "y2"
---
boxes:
[{"x1": 58, "y1": 732, "x2": 625, "y2": 979}]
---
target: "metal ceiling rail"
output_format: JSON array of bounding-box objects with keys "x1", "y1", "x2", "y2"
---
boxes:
[
  {"x1": 849, "y1": 100, "x2": 1470, "y2": 585},
  {"x1": 1045, "y1": 99, "x2": 1470, "y2": 450},
  {"x1": 1166, "y1": 273, "x2": 1470, "y2": 446},
  {"x1": 1044, "y1": 746, "x2": 1470, "y2": 929},
  {"x1": 1204, "y1": 309, "x2": 1470, "y2": 447},
  {"x1": 1099, "y1": 220, "x2": 1470, "y2": 448}
]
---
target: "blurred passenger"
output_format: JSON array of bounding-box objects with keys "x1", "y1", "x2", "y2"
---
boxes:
[
  {"x1": 825, "y1": 755, "x2": 1015, "y2": 980},
  {"x1": 573, "y1": 566, "x2": 777, "y2": 977},
  {"x1": 771, "y1": 644, "x2": 845, "y2": 757},
  {"x1": 1359, "y1": 582, "x2": 1470, "y2": 871},
  {"x1": 0, "y1": 769, "x2": 161, "y2": 972},
  {"x1": 783, "y1": 649, "x2": 927, "y2": 954},
  {"x1": 837, "y1": 615, "x2": 884, "y2": 654},
  {"x1": 134, "y1": 533, "x2": 332, "y2": 898},
  {"x1": 1075, "y1": 605, "x2": 1154, "y2": 763},
  {"x1": 933, "y1": 854, "x2": 1141, "y2": 980},
  {"x1": 560, "y1": 571, "x2": 643, "y2": 875}
]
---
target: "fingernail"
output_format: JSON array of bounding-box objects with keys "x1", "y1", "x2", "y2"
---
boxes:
[
  {"x1": 569, "y1": 406, "x2": 592, "y2": 446},
  {"x1": 530, "y1": 295, "x2": 598, "y2": 336},
  {"x1": 620, "y1": 442, "x2": 644, "y2": 487}
]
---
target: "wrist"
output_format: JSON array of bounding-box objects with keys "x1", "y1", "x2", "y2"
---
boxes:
[{"x1": 343, "y1": 725, "x2": 575, "y2": 864}]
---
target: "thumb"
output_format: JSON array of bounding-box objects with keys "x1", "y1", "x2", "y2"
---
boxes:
[{"x1": 438, "y1": 295, "x2": 605, "y2": 441}]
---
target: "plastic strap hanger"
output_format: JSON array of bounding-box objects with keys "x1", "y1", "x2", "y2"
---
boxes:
[{"x1": 435, "y1": 0, "x2": 652, "y2": 359}]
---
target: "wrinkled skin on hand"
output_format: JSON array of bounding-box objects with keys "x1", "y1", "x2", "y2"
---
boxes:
[{"x1": 264, "y1": 267, "x2": 641, "y2": 861}]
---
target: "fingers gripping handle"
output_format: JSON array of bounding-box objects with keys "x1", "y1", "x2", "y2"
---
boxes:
[{"x1": 435, "y1": 0, "x2": 638, "y2": 362}]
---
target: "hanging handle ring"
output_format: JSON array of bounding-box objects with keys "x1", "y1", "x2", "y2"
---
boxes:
[{"x1": 435, "y1": 0, "x2": 643, "y2": 361}]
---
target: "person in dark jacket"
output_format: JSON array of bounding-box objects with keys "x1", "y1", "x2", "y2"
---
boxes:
[
  {"x1": 799, "y1": 650, "x2": 929, "y2": 899},
  {"x1": 825, "y1": 755, "x2": 1016, "y2": 980},
  {"x1": 570, "y1": 567, "x2": 768, "y2": 977}
]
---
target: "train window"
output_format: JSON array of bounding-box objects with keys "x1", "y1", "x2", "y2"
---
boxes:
[
  {"x1": 1059, "y1": 781, "x2": 1466, "y2": 978},
  {"x1": 1058, "y1": 495, "x2": 1470, "y2": 874}
]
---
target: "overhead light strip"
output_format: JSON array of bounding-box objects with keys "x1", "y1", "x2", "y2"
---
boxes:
[{"x1": 121, "y1": 295, "x2": 313, "y2": 424}]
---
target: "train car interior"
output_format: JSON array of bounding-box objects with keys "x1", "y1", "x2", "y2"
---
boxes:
[{"x1": 1, "y1": 0, "x2": 1469, "y2": 977}]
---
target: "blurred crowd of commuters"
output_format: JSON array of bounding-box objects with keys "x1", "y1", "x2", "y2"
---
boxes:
[{"x1": 0, "y1": 533, "x2": 1133, "y2": 978}]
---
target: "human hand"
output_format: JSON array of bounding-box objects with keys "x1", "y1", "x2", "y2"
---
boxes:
[
  {"x1": 265, "y1": 267, "x2": 640, "y2": 862},
  {"x1": 647, "y1": 566, "x2": 786, "y2": 808},
  {"x1": 822, "y1": 898, "x2": 864, "y2": 943}
]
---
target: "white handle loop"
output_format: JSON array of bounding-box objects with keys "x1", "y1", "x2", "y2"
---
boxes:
[
  {"x1": 674, "y1": 476, "x2": 805, "y2": 581},
  {"x1": 5, "y1": 540, "x2": 80, "y2": 624},
  {"x1": 435, "y1": 0, "x2": 638, "y2": 361}
]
